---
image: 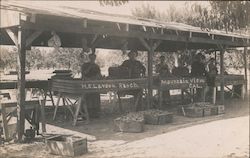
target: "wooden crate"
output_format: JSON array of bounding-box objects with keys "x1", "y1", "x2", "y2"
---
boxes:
[
  {"x1": 210, "y1": 106, "x2": 218, "y2": 115},
  {"x1": 144, "y1": 113, "x2": 173, "y2": 125},
  {"x1": 46, "y1": 135, "x2": 87, "y2": 157},
  {"x1": 203, "y1": 107, "x2": 212, "y2": 117},
  {"x1": 184, "y1": 106, "x2": 203, "y2": 117},
  {"x1": 217, "y1": 105, "x2": 225, "y2": 114},
  {"x1": 114, "y1": 119, "x2": 144, "y2": 133}
]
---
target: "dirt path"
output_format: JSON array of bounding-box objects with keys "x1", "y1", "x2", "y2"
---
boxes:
[
  {"x1": 85, "y1": 116, "x2": 249, "y2": 158},
  {"x1": 1, "y1": 116, "x2": 248, "y2": 158}
]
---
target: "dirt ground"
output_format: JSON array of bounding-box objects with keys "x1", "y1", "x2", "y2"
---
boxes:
[{"x1": 0, "y1": 98, "x2": 249, "y2": 158}]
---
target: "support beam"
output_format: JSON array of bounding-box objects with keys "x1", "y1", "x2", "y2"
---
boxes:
[
  {"x1": 147, "y1": 40, "x2": 154, "y2": 109},
  {"x1": 153, "y1": 40, "x2": 162, "y2": 51},
  {"x1": 138, "y1": 38, "x2": 150, "y2": 51},
  {"x1": 22, "y1": 22, "x2": 248, "y2": 47},
  {"x1": 138, "y1": 38, "x2": 162, "y2": 109},
  {"x1": 125, "y1": 24, "x2": 129, "y2": 32},
  {"x1": 25, "y1": 30, "x2": 43, "y2": 47},
  {"x1": 243, "y1": 47, "x2": 248, "y2": 99},
  {"x1": 5, "y1": 28, "x2": 18, "y2": 46},
  {"x1": 82, "y1": 18, "x2": 87, "y2": 28},
  {"x1": 220, "y1": 48, "x2": 225, "y2": 105},
  {"x1": 90, "y1": 34, "x2": 99, "y2": 46},
  {"x1": 16, "y1": 26, "x2": 26, "y2": 141}
]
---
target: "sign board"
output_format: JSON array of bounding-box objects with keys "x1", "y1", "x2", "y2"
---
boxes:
[
  {"x1": 51, "y1": 78, "x2": 147, "y2": 94},
  {"x1": 160, "y1": 77, "x2": 206, "y2": 90}
]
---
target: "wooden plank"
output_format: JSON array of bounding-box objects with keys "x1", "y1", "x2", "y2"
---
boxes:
[
  {"x1": 138, "y1": 38, "x2": 150, "y2": 51},
  {"x1": 5, "y1": 28, "x2": 18, "y2": 46},
  {"x1": 147, "y1": 40, "x2": 154, "y2": 109},
  {"x1": 16, "y1": 26, "x2": 26, "y2": 141},
  {"x1": 82, "y1": 18, "x2": 87, "y2": 28},
  {"x1": 243, "y1": 47, "x2": 248, "y2": 99},
  {"x1": 153, "y1": 40, "x2": 162, "y2": 51},
  {"x1": 0, "y1": 80, "x2": 49, "y2": 90},
  {"x1": 0, "y1": 10, "x2": 20, "y2": 28},
  {"x1": 220, "y1": 48, "x2": 225, "y2": 105},
  {"x1": 40, "y1": 89, "x2": 47, "y2": 132},
  {"x1": 90, "y1": 34, "x2": 99, "y2": 46},
  {"x1": 21, "y1": 21, "x2": 248, "y2": 47},
  {"x1": 125, "y1": 24, "x2": 129, "y2": 32},
  {"x1": 0, "y1": 103, "x2": 10, "y2": 140},
  {"x1": 25, "y1": 30, "x2": 43, "y2": 47}
]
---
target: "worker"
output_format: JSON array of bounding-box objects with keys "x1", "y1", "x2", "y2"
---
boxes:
[
  {"x1": 191, "y1": 53, "x2": 207, "y2": 101},
  {"x1": 81, "y1": 53, "x2": 102, "y2": 118},
  {"x1": 191, "y1": 53, "x2": 207, "y2": 77},
  {"x1": 155, "y1": 55, "x2": 172, "y2": 107},
  {"x1": 120, "y1": 50, "x2": 146, "y2": 111},
  {"x1": 120, "y1": 50, "x2": 146, "y2": 78},
  {"x1": 172, "y1": 58, "x2": 189, "y2": 77},
  {"x1": 155, "y1": 55, "x2": 171, "y2": 77},
  {"x1": 206, "y1": 57, "x2": 218, "y2": 103},
  {"x1": 172, "y1": 58, "x2": 190, "y2": 104}
]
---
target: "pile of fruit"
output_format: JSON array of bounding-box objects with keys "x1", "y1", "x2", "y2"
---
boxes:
[{"x1": 114, "y1": 112, "x2": 144, "y2": 122}]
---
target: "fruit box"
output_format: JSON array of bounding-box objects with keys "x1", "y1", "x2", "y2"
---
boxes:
[
  {"x1": 46, "y1": 135, "x2": 87, "y2": 157},
  {"x1": 144, "y1": 113, "x2": 173, "y2": 125},
  {"x1": 210, "y1": 106, "x2": 219, "y2": 115},
  {"x1": 184, "y1": 106, "x2": 203, "y2": 117},
  {"x1": 203, "y1": 106, "x2": 212, "y2": 117},
  {"x1": 217, "y1": 105, "x2": 225, "y2": 114},
  {"x1": 114, "y1": 119, "x2": 144, "y2": 133}
]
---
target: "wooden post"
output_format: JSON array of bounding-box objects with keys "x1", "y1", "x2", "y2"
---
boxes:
[
  {"x1": 243, "y1": 47, "x2": 248, "y2": 99},
  {"x1": 213, "y1": 50, "x2": 217, "y2": 104},
  {"x1": 220, "y1": 48, "x2": 225, "y2": 105},
  {"x1": 147, "y1": 41, "x2": 154, "y2": 109},
  {"x1": 17, "y1": 26, "x2": 26, "y2": 141},
  {"x1": 139, "y1": 38, "x2": 161, "y2": 109}
]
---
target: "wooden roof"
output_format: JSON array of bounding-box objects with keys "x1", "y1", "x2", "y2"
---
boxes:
[{"x1": 1, "y1": 1, "x2": 250, "y2": 51}]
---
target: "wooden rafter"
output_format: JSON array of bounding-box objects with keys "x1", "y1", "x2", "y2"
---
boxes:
[
  {"x1": 153, "y1": 40, "x2": 162, "y2": 51},
  {"x1": 5, "y1": 28, "x2": 18, "y2": 46},
  {"x1": 25, "y1": 30, "x2": 43, "y2": 47},
  {"x1": 21, "y1": 22, "x2": 248, "y2": 47},
  {"x1": 139, "y1": 37, "x2": 150, "y2": 51},
  {"x1": 90, "y1": 34, "x2": 99, "y2": 46}
]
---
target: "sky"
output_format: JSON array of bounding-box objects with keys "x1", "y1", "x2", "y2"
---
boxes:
[{"x1": 7, "y1": 1, "x2": 209, "y2": 16}]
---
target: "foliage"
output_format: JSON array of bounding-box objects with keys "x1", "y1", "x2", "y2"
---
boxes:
[
  {"x1": 99, "y1": 0, "x2": 128, "y2": 6},
  {"x1": 132, "y1": 4, "x2": 160, "y2": 20},
  {"x1": 0, "y1": 47, "x2": 17, "y2": 70},
  {"x1": 26, "y1": 48, "x2": 45, "y2": 70},
  {"x1": 184, "y1": 1, "x2": 250, "y2": 32}
]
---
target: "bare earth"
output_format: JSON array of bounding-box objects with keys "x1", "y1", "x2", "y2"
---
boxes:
[{"x1": 0, "y1": 100, "x2": 249, "y2": 158}]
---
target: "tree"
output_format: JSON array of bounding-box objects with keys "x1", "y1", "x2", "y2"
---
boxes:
[
  {"x1": 188, "y1": 1, "x2": 250, "y2": 32},
  {"x1": 99, "y1": 0, "x2": 128, "y2": 6},
  {"x1": 132, "y1": 3, "x2": 160, "y2": 20},
  {"x1": 0, "y1": 47, "x2": 17, "y2": 70}
]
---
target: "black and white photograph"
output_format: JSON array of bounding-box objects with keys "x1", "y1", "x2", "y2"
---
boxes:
[{"x1": 0, "y1": 0, "x2": 249, "y2": 157}]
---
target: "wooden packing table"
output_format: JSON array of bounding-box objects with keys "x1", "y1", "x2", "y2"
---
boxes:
[
  {"x1": 51, "y1": 78, "x2": 148, "y2": 126},
  {"x1": 154, "y1": 77, "x2": 207, "y2": 108},
  {"x1": 154, "y1": 75, "x2": 245, "y2": 107},
  {"x1": 0, "y1": 80, "x2": 51, "y2": 133}
]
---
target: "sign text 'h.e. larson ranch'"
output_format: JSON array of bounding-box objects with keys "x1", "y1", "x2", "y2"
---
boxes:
[{"x1": 81, "y1": 82, "x2": 140, "y2": 90}]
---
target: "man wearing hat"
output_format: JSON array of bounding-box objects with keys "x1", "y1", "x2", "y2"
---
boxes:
[
  {"x1": 120, "y1": 50, "x2": 146, "y2": 111},
  {"x1": 81, "y1": 53, "x2": 102, "y2": 118},
  {"x1": 121, "y1": 50, "x2": 146, "y2": 78},
  {"x1": 156, "y1": 55, "x2": 171, "y2": 78}
]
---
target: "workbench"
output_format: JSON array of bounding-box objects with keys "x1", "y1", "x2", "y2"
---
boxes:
[
  {"x1": 0, "y1": 80, "x2": 51, "y2": 133},
  {"x1": 154, "y1": 74, "x2": 245, "y2": 107},
  {"x1": 51, "y1": 78, "x2": 147, "y2": 125}
]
